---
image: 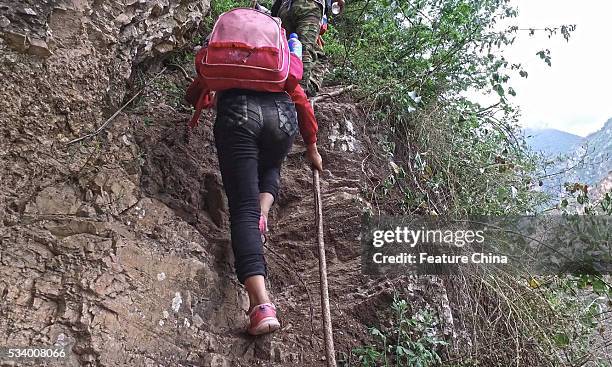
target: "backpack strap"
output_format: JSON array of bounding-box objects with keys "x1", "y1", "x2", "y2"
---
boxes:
[
  {"x1": 188, "y1": 87, "x2": 213, "y2": 129},
  {"x1": 186, "y1": 45, "x2": 214, "y2": 129}
]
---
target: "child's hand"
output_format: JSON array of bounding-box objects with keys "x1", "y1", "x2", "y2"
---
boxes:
[{"x1": 306, "y1": 144, "x2": 323, "y2": 171}]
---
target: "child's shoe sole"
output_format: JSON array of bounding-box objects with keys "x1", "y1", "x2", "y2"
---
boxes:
[{"x1": 248, "y1": 316, "x2": 280, "y2": 336}]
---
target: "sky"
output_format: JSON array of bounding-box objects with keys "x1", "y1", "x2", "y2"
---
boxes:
[{"x1": 486, "y1": 0, "x2": 612, "y2": 137}]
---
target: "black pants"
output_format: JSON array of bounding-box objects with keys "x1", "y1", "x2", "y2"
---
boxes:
[{"x1": 214, "y1": 90, "x2": 298, "y2": 284}]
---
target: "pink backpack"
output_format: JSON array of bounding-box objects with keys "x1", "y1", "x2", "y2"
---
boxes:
[
  {"x1": 200, "y1": 8, "x2": 290, "y2": 92},
  {"x1": 186, "y1": 8, "x2": 303, "y2": 129}
]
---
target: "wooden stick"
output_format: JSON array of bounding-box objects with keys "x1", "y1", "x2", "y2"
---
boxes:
[
  {"x1": 311, "y1": 85, "x2": 354, "y2": 103},
  {"x1": 312, "y1": 168, "x2": 337, "y2": 367},
  {"x1": 310, "y1": 96, "x2": 337, "y2": 365}
]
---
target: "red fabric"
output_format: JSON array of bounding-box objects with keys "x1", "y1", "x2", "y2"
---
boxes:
[
  {"x1": 201, "y1": 8, "x2": 289, "y2": 91},
  {"x1": 188, "y1": 22, "x2": 300, "y2": 107},
  {"x1": 287, "y1": 84, "x2": 317, "y2": 145},
  {"x1": 285, "y1": 53, "x2": 303, "y2": 92},
  {"x1": 319, "y1": 23, "x2": 328, "y2": 35},
  {"x1": 187, "y1": 88, "x2": 214, "y2": 129},
  {"x1": 185, "y1": 77, "x2": 205, "y2": 106},
  {"x1": 208, "y1": 42, "x2": 280, "y2": 54},
  {"x1": 186, "y1": 73, "x2": 215, "y2": 129},
  {"x1": 285, "y1": 53, "x2": 316, "y2": 144}
]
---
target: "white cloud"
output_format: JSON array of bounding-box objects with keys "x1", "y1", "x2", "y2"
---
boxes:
[{"x1": 480, "y1": 0, "x2": 612, "y2": 136}]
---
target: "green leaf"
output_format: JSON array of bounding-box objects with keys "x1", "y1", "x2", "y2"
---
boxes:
[
  {"x1": 493, "y1": 84, "x2": 505, "y2": 97},
  {"x1": 553, "y1": 333, "x2": 570, "y2": 347},
  {"x1": 592, "y1": 278, "x2": 607, "y2": 294},
  {"x1": 395, "y1": 345, "x2": 407, "y2": 356}
]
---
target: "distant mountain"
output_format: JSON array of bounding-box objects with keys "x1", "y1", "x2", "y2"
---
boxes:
[
  {"x1": 572, "y1": 118, "x2": 612, "y2": 185},
  {"x1": 524, "y1": 128, "x2": 585, "y2": 157},
  {"x1": 524, "y1": 119, "x2": 612, "y2": 192}
]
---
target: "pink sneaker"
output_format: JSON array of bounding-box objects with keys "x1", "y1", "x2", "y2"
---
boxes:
[{"x1": 247, "y1": 303, "x2": 280, "y2": 336}]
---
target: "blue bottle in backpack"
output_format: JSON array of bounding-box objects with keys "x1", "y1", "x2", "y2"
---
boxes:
[{"x1": 288, "y1": 33, "x2": 302, "y2": 60}]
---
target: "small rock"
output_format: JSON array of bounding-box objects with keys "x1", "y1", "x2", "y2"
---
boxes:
[
  {"x1": 4, "y1": 31, "x2": 29, "y2": 52},
  {"x1": 28, "y1": 38, "x2": 51, "y2": 57},
  {"x1": 36, "y1": 278, "x2": 61, "y2": 297},
  {"x1": 157, "y1": 272, "x2": 166, "y2": 281},
  {"x1": 115, "y1": 13, "x2": 132, "y2": 25},
  {"x1": 80, "y1": 354, "x2": 96, "y2": 363},
  {"x1": 209, "y1": 354, "x2": 230, "y2": 367},
  {"x1": 193, "y1": 314, "x2": 204, "y2": 328},
  {"x1": 171, "y1": 292, "x2": 182, "y2": 312},
  {"x1": 26, "y1": 184, "x2": 80, "y2": 215},
  {"x1": 3, "y1": 53, "x2": 17, "y2": 64},
  {"x1": 150, "y1": 3, "x2": 164, "y2": 17},
  {"x1": 121, "y1": 134, "x2": 130, "y2": 145},
  {"x1": 77, "y1": 205, "x2": 96, "y2": 217},
  {"x1": 93, "y1": 169, "x2": 139, "y2": 214},
  {"x1": 154, "y1": 41, "x2": 174, "y2": 54},
  {"x1": 21, "y1": 7, "x2": 38, "y2": 16},
  {"x1": 0, "y1": 15, "x2": 10, "y2": 28},
  {"x1": 55, "y1": 333, "x2": 68, "y2": 347}
]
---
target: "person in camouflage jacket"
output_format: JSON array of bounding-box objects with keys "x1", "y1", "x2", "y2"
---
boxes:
[{"x1": 272, "y1": 0, "x2": 344, "y2": 97}]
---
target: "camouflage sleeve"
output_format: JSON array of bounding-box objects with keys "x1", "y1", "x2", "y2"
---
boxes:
[{"x1": 285, "y1": 0, "x2": 324, "y2": 95}]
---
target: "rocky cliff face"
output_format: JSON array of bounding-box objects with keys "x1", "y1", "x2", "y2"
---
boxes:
[
  {"x1": 0, "y1": 2, "x2": 456, "y2": 366},
  {"x1": 0, "y1": 1, "x2": 217, "y2": 365}
]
